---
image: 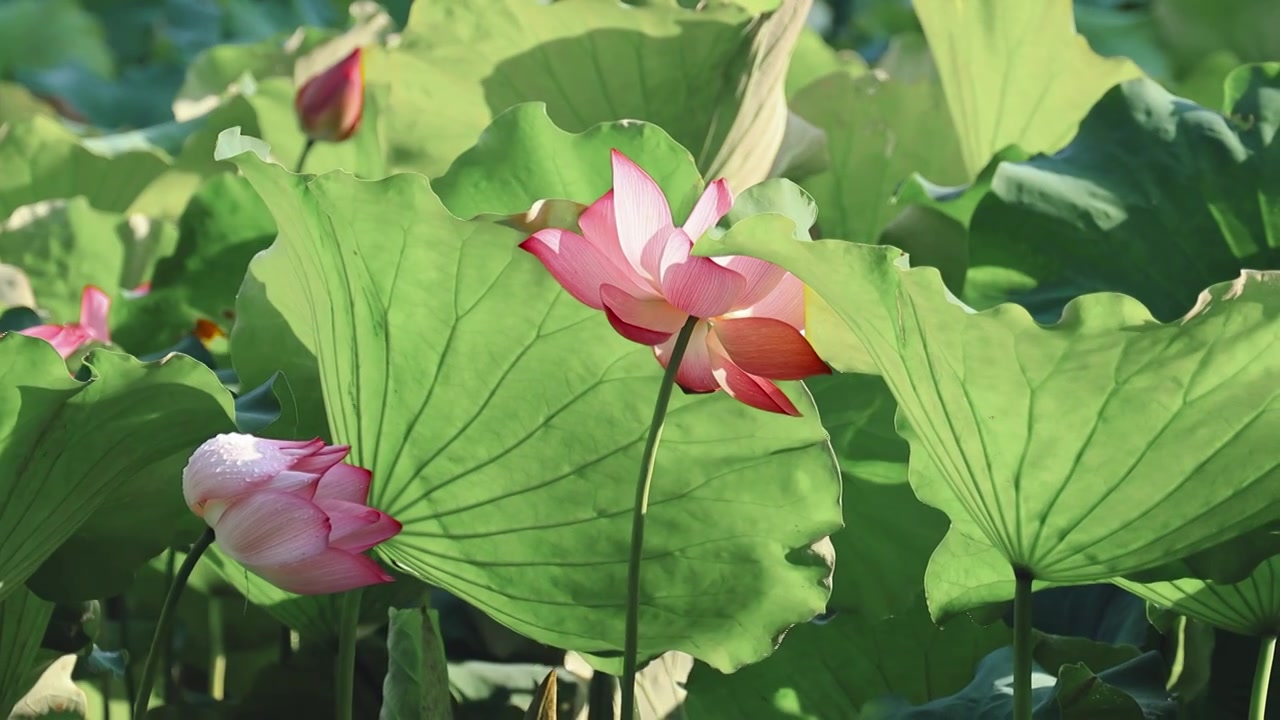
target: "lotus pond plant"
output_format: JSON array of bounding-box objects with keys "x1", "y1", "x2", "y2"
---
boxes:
[{"x1": 1, "y1": 1, "x2": 1278, "y2": 720}]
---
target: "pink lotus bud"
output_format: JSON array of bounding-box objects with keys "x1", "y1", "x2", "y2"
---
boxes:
[
  {"x1": 18, "y1": 285, "x2": 111, "y2": 360},
  {"x1": 182, "y1": 433, "x2": 401, "y2": 595},
  {"x1": 294, "y1": 48, "x2": 365, "y2": 143}
]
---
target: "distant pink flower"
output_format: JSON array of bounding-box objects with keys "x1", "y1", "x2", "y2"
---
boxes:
[
  {"x1": 19, "y1": 285, "x2": 111, "y2": 359},
  {"x1": 519, "y1": 150, "x2": 830, "y2": 416},
  {"x1": 183, "y1": 433, "x2": 401, "y2": 595},
  {"x1": 295, "y1": 48, "x2": 364, "y2": 143},
  {"x1": 122, "y1": 281, "x2": 151, "y2": 299}
]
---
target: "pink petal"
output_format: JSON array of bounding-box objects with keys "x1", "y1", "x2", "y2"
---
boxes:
[
  {"x1": 709, "y1": 351, "x2": 802, "y2": 416},
  {"x1": 579, "y1": 190, "x2": 653, "y2": 290},
  {"x1": 520, "y1": 228, "x2": 649, "y2": 310},
  {"x1": 20, "y1": 325, "x2": 87, "y2": 359},
  {"x1": 317, "y1": 498, "x2": 402, "y2": 553},
  {"x1": 600, "y1": 284, "x2": 687, "y2": 346},
  {"x1": 290, "y1": 442, "x2": 350, "y2": 474},
  {"x1": 208, "y1": 492, "x2": 330, "y2": 568},
  {"x1": 654, "y1": 320, "x2": 718, "y2": 393},
  {"x1": 246, "y1": 547, "x2": 393, "y2": 595},
  {"x1": 273, "y1": 438, "x2": 329, "y2": 455},
  {"x1": 732, "y1": 273, "x2": 805, "y2": 330},
  {"x1": 718, "y1": 256, "x2": 788, "y2": 311},
  {"x1": 681, "y1": 179, "x2": 733, "y2": 242},
  {"x1": 182, "y1": 433, "x2": 321, "y2": 512},
  {"x1": 711, "y1": 317, "x2": 830, "y2": 380},
  {"x1": 78, "y1": 285, "x2": 111, "y2": 344},
  {"x1": 611, "y1": 149, "x2": 673, "y2": 282},
  {"x1": 314, "y1": 463, "x2": 372, "y2": 504},
  {"x1": 658, "y1": 229, "x2": 745, "y2": 318}
]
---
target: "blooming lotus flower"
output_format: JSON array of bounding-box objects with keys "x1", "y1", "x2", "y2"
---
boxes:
[
  {"x1": 295, "y1": 48, "x2": 364, "y2": 142},
  {"x1": 19, "y1": 285, "x2": 111, "y2": 359},
  {"x1": 519, "y1": 150, "x2": 830, "y2": 416},
  {"x1": 183, "y1": 433, "x2": 401, "y2": 595}
]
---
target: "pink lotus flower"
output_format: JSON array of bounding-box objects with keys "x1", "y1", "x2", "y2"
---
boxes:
[
  {"x1": 182, "y1": 433, "x2": 401, "y2": 595},
  {"x1": 519, "y1": 150, "x2": 830, "y2": 416},
  {"x1": 295, "y1": 48, "x2": 364, "y2": 143},
  {"x1": 19, "y1": 285, "x2": 111, "y2": 359}
]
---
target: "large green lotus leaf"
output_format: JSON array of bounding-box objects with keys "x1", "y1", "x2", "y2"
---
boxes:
[
  {"x1": 387, "y1": 0, "x2": 809, "y2": 188},
  {"x1": 792, "y1": 71, "x2": 965, "y2": 243},
  {"x1": 0, "y1": 338, "x2": 236, "y2": 602},
  {"x1": 914, "y1": 66, "x2": 1280, "y2": 322},
  {"x1": 0, "y1": 117, "x2": 169, "y2": 221},
  {"x1": 0, "y1": 198, "x2": 133, "y2": 323},
  {"x1": 808, "y1": 373, "x2": 947, "y2": 617},
  {"x1": 434, "y1": 103, "x2": 703, "y2": 222},
  {"x1": 785, "y1": 28, "x2": 866, "y2": 98},
  {"x1": 701, "y1": 222, "x2": 1280, "y2": 601},
  {"x1": 113, "y1": 174, "x2": 276, "y2": 355},
  {"x1": 682, "y1": 599, "x2": 1009, "y2": 719},
  {"x1": 913, "y1": 0, "x2": 1142, "y2": 176},
  {"x1": 1116, "y1": 556, "x2": 1280, "y2": 637},
  {"x1": 0, "y1": 587, "x2": 54, "y2": 716},
  {"x1": 221, "y1": 137, "x2": 842, "y2": 672}
]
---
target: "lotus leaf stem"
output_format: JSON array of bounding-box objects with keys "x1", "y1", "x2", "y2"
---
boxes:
[
  {"x1": 1013, "y1": 570, "x2": 1034, "y2": 720},
  {"x1": 1251, "y1": 635, "x2": 1276, "y2": 720}
]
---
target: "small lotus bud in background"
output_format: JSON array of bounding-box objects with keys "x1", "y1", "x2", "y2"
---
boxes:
[{"x1": 294, "y1": 48, "x2": 365, "y2": 143}]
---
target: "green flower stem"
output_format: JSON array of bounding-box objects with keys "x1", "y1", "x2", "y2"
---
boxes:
[
  {"x1": 208, "y1": 595, "x2": 225, "y2": 700},
  {"x1": 1013, "y1": 570, "x2": 1034, "y2": 720},
  {"x1": 621, "y1": 315, "x2": 700, "y2": 720},
  {"x1": 1251, "y1": 635, "x2": 1277, "y2": 720},
  {"x1": 132, "y1": 527, "x2": 215, "y2": 720},
  {"x1": 335, "y1": 587, "x2": 364, "y2": 720},
  {"x1": 295, "y1": 138, "x2": 316, "y2": 174}
]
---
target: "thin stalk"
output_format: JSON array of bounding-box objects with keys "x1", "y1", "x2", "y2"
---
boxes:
[
  {"x1": 160, "y1": 551, "x2": 174, "y2": 704},
  {"x1": 208, "y1": 596, "x2": 226, "y2": 701},
  {"x1": 620, "y1": 316, "x2": 700, "y2": 720},
  {"x1": 295, "y1": 139, "x2": 316, "y2": 174},
  {"x1": 1013, "y1": 570, "x2": 1034, "y2": 720},
  {"x1": 335, "y1": 588, "x2": 364, "y2": 720},
  {"x1": 1250, "y1": 635, "x2": 1277, "y2": 720},
  {"x1": 132, "y1": 528, "x2": 215, "y2": 720}
]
